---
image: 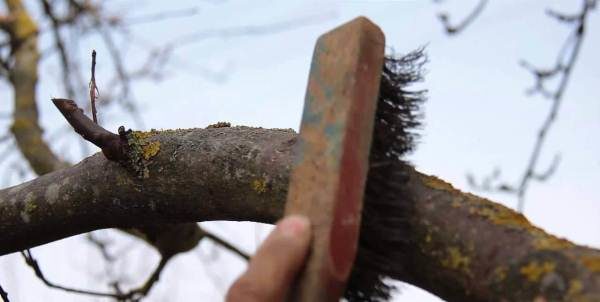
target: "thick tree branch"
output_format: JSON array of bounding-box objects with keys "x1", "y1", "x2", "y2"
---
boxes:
[{"x1": 1, "y1": 127, "x2": 599, "y2": 301}]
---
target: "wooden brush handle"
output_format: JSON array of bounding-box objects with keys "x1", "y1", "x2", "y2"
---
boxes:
[{"x1": 284, "y1": 16, "x2": 385, "y2": 301}]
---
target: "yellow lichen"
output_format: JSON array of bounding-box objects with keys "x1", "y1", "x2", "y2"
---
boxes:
[
  {"x1": 533, "y1": 235, "x2": 575, "y2": 251},
  {"x1": 6, "y1": 0, "x2": 39, "y2": 39},
  {"x1": 451, "y1": 196, "x2": 463, "y2": 208},
  {"x1": 420, "y1": 174, "x2": 455, "y2": 192},
  {"x1": 252, "y1": 179, "x2": 268, "y2": 194},
  {"x1": 131, "y1": 131, "x2": 161, "y2": 160},
  {"x1": 132, "y1": 131, "x2": 156, "y2": 141},
  {"x1": 24, "y1": 201, "x2": 37, "y2": 214},
  {"x1": 441, "y1": 247, "x2": 470, "y2": 273},
  {"x1": 567, "y1": 279, "x2": 584, "y2": 296},
  {"x1": 142, "y1": 141, "x2": 161, "y2": 160},
  {"x1": 581, "y1": 255, "x2": 600, "y2": 272},
  {"x1": 520, "y1": 260, "x2": 556, "y2": 282}
]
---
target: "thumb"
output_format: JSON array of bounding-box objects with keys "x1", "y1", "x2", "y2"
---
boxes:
[{"x1": 226, "y1": 215, "x2": 311, "y2": 302}]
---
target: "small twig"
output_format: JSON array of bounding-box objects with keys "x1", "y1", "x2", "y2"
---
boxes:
[
  {"x1": 52, "y1": 98, "x2": 127, "y2": 161},
  {"x1": 86, "y1": 232, "x2": 116, "y2": 262},
  {"x1": 118, "y1": 256, "x2": 171, "y2": 301},
  {"x1": 0, "y1": 281, "x2": 9, "y2": 302},
  {"x1": 21, "y1": 248, "x2": 172, "y2": 301},
  {"x1": 41, "y1": 0, "x2": 76, "y2": 99},
  {"x1": 468, "y1": 0, "x2": 596, "y2": 212},
  {"x1": 202, "y1": 229, "x2": 250, "y2": 261},
  {"x1": 437, "y1": 0, "x2": 488, "y2": 35},
  {"x1": 514, "y1": 1, "x2": 593, "y2": 212},
  {"x1": 21, "y1": 249, "x2": 120, "y2": 299},
  {"x1": 89, "y1": 50, "x2": 99, "y2": 124}
]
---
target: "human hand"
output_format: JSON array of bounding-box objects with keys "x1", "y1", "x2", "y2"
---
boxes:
[{"x1": 226, "y1": 215, "x2": 311, "y2": 302}]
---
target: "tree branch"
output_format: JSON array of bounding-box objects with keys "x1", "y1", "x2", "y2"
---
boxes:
[
  {"x1": 0, "y1": 281, "x2": 8, "y2": 302},
  {"x1": 1, "y1": 126, "x2": 599, "y2": 301},
  {"x1": 21, "y1": 248, "x2": 170, "y2": 301},
  {"x1": 436, "y1": 0, "x2": 488, "y2": 35},
  {"x1": 468, "y1": 0, "x2": 596, "y2": 212}
]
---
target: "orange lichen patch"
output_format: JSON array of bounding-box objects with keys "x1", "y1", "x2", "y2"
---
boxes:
[
  {"x1": 520, "y1": 260, "x2": 556, "y2": 282},
  {"x1": 441, "y1": 246, "x2": 471, "y2": 274},
  {"x1": 533, "y1": 235, "x2": 575, "y2": 251},
  {"x1": 420, "y1": 174, "x2": 456, "y2": 192},
  {"x1": 252, "y1": 179, "x2": 268, "y2": 194},
  {"x1": 142, "y1": 141, "x2": 161, "y2": 160},
  {"x1": 132, "y1": 131, "x2": 161, "y2": 160},
  {"x1": 581, "y1": 255, "x2": 600, "y2": 273}
]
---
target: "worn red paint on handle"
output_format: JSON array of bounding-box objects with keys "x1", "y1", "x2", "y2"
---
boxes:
[{"x1": 284, "y1": 16, "x2": 385, "y2": 301}]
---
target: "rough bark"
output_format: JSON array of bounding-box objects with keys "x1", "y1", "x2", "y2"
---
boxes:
[{"x1": 0, "y1": 127, "x2": 598, "y2": 301}]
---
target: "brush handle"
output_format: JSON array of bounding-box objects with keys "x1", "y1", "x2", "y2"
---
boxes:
[{"x1": 285, "y1": 16, "x2": 385, "y2": 301}]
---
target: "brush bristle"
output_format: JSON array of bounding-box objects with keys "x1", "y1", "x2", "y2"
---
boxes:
[{"x1": 344, "y1": 49, "x2": 427, "y2": 301}]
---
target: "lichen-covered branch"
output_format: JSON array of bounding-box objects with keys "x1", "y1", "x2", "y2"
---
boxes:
[{"x1": 0, "y1": 127, "x2": 598, "y2": 301}]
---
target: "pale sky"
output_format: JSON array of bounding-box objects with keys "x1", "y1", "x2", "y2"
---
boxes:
[{"x1": 0, "y1": 1, "x2": 598, "y2": 301}]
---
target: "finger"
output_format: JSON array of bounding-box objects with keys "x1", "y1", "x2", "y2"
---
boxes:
[{"x1": 226, "y1": 215, "x2": 311, "y2": 302}]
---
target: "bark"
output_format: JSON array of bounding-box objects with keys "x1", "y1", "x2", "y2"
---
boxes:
[{"x1": 0, "y1": 127, "x2": 598, "y2": 301}]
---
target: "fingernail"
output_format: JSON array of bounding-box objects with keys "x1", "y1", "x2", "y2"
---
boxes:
[{"x1": 278, "y1": 215, "x2": 309, "y2": 237}]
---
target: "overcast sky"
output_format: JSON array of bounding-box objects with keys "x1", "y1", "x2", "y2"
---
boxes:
[{"x1": 0, "y1": 0, "x2": 598, "y2": 301}]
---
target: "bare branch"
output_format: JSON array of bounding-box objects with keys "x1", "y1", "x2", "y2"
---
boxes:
[
  {"x1": 468, "y1": 0, "x2": 596, "y2": 212},
  {"x1": 40, "y1": 0, "x2": 77, "y2": 98},
  {"x1": 52, "y1": 98, "x2": 127, "y2": 161},
  {"x1": 0, "y1": 281, "x2": 8, "y2": 302},
  {"x1": 514, "y1": 1, "x2": 594, "y2": 212},
  {"x1": 89, "y1": 50, "x2": 99, "y2": 123},
  {"x1": 21, "y1": 249, "x2": 122, "y2": 299},
  {"x1": 436, "y1": 0, "x2": 488, "y2": 35},
  {"x1": 202, "y1": 228, "x2": 250, "y2": 261},
  {"x1": 1, "y1": 128, "x2": 599, "y2": 301},
  {"x1": 86, "y1": 232, "x2": 116, "y2": 262},
  {"x1": 21, "y1": 249, "x2": 172, "y2": 301}
]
